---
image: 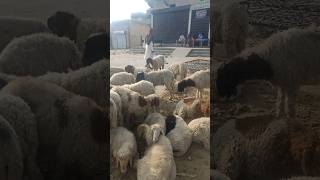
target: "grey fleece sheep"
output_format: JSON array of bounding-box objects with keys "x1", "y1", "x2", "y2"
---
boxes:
[
  {"x1": 0, "y1": 77, "x2": 107, "y2": 179},
  {"x1": 214, "y1": 118, "x2": 295, "y2": 180},
  {"x1": 0, "y1": 115, "x2": 23, "y2": 180},
  {"x1": 0, "y1": 17, "x2": 49, "y2": 53},
  {"x1": 38, "y1": 60, "x2": 107, "y2": 106},
  {"x1": 214, "y1": 1, "x2": 249, "y2": 57},
  {"x1": 216, "y1": 27, "x2": 320, "y2": 118},
  {"x1": 0, "y1": 94, "x2": 43, "y2": 180},
  {"x1": 0, "y1": 33, "x2": 82, "y2": 76}
]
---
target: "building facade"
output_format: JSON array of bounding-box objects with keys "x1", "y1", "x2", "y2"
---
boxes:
[
  {"x1": 111, "y1": 19, "x2": 150, "y2": 49},
  {"x1": 147, "y1": 0, "x2": 210, "y2": 44}
]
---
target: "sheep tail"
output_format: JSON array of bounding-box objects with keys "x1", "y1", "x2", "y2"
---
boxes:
[{"x1": 137, "y1": 124, "x2": 153, "y2": 146}]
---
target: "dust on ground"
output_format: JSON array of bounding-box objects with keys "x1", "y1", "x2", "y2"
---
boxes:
[{"x1": 110, "y1": 49, "x2": 210, "y2": 180}]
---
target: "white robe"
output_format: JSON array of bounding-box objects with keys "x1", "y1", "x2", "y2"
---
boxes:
[{"x1": 144, "y1": 42, "x2": 154, "y2": 61}]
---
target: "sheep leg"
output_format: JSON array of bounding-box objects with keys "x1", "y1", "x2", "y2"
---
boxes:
[{"x1": 276, "y1": 87, "x2": 285, "y2": 118}]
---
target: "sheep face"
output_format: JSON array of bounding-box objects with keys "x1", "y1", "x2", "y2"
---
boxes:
[
  {"x1": 216, "y1": 53, "x2": 273, "y2": 98},
  {"x1": 146, "y1": 58, "x2": 153, "y2": 69},
  {"x1": 47, "y1": 11, "x2": 80, "y2": 42},
  {"x1": 165, "y1": 115, "x2": 177, "y2": 135},
  {"x1": 136, "y1": 72, "x2": 145, "y2": 82},
  {"x1": 125, "y1": 65, "x2": 135, "y2": 74},
  {"x1": 177, "y1": 79, "x2": 195, "y2": 92},
  {"x1": 116, "y1": 146, "x2": 133, "y2": 173}
]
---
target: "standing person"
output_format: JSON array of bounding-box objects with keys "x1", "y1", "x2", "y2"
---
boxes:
[
  {"x1": 144, "y1": 28, "x2": 154, "y2": 67},
  {"x1": 187, "y1": 33, "x2": 194, "y2": 47}
]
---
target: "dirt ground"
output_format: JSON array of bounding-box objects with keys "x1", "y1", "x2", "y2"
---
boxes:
[{"x1": 110, "y1": 51, "x2": 210, "y2": 180}]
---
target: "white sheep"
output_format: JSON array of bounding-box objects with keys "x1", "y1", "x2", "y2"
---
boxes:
[
  {"x1": 214, "y1": 1, "x2": 249, "y2": 57},
  {"x1": 0, "y1": 115, "x2": 23, "y2": 180},
  {"x1": 0, "y1": 77, "x2": 108, "y2": 179},
  {"x1": 136, "y1": 69, "x2": 175, "y2": 99},
  {"x1": 0, "y1": 17, "x2": 49, "y2": 53},
  {"x1": 165, "y1": 115, "x2": 192, "y2": 157},
  {"x1": 110, "y1": 90, "x2": 123, "y2": 126},
  {"x1": 111, "y1": 86, "x2": 148, "y2": 130},
  {"x1": 110, "y1": 127, "x2": 137, "y2": 174},
  {"x1": 110, "y1": 72, "x2": 135, "y2": 86},
  {"x1": 111, "y1": 67, "x2": 125, "y2": 77},
  {"x1": 145, "y1": 94, "x2": 161, "y2": 113},
  {"x1": 153, "y1": 55, "x2": 165, "y2": 69},
  {"x1": 177, "y1": 69, "x2": 210, "y2": 99},
  {"x1": 0, "y1": 94, "x2": 43, "y2": 180},
  {"x1": 168, "y1": 62, "x2": 188, "y2": 80},
  {"x1": 122, "y1": 80, "x2": 155, "y2": 96},
  {"x1": 110, "y1": 98, "x2": 118, "y2": 128},
  {"x1": 125, "y1": 65, "x2": 151, "y2": 76},
  {"x1": 0, "y1": 33, "x2": 82, "y2": 76},
  {"x1": 136, "y1": 130, "x2": 176, "y2": 180},
  {"x1": 174, "y1": 99, "x2": 203, "y2": 121},
  {"x1": 216, "y1": 27, "x2": 320, "y2": 118},
  {"x1": 146, "y1": 55, "x2": 166, "y2": 70},
  {"x1": 188, "y1": 117, "x2": 210, "y2": 150},
  {"x1": 47, "y1": 11, "x2": 106, "y2": 52},
  {"x1": 38, "y1": 60, "x2": 107, "y2": 107}
]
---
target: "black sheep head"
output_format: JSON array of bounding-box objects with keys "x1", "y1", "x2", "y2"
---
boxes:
[
  {"x1": 47, "y1": 11, "x2": 80, "y2": 42},
  {"x1": 177, "y1": 79, "x2": 195, "y2": 92},
  {"x1": 136, "y1": 72, "x2": 145, "y2": 82},
  {"x1": 146, "y1": 58, "x2": 153, "y2": 69},
  {"x1": 216, "y1": 53, "x2": 273, "y2": 98}
]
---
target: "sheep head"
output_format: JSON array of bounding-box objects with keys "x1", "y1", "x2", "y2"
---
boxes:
[
  {"x1": 136, "y1": 72, "x2": 145, "y2": 82},
  {"x1": 137, "y1": 124, "x2": 154, "y2": 146},
  {"x1": 177, "y1": 79, "x2": 195, "y2": 92},
  {"x1": 116, "y1": 143, "x2": 135, "y2": 173},
  {"x1": 150, "y1": 124, "x2": 164, "y2": 143},
  {"x1": 47, "y1": 11, "x2": 80, "y2": 42},
  {"x1": 125, "y1": 65, "x2": 135, "y2": 75},
  {"x1": 216, "y1": 53, "x2": 273, "y2": 99}
]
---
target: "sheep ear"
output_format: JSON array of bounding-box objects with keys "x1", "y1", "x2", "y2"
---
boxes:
[{"x1": 90, "y1": 108, "x2": 108, "y2": 144}]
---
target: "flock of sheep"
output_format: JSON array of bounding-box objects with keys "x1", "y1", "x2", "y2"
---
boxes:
[
  {"x1": 0, "y1": 11, "x2": 107, "y2": 179},
  {"x1": 110, "y1": 55, "x2": 210, "y2": 179},
  {"x1": 213, "y1": 1, "x2": 320, "y2": 180}
]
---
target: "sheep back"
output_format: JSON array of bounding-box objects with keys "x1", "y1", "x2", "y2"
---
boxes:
[
  {"x1": 0, "y1": 17, "x2": 49, "y2": 53},
  {"x1": 0, "y1": 33, "x2": 82, "y2": 76},
  {"x1": 188, "y1": 117, "x2": 210, "y2": 150}
]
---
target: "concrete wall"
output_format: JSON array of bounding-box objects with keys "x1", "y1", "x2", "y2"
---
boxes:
[{"x1": 129, "y1": 21, "x2": 150, "y2": 48}]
